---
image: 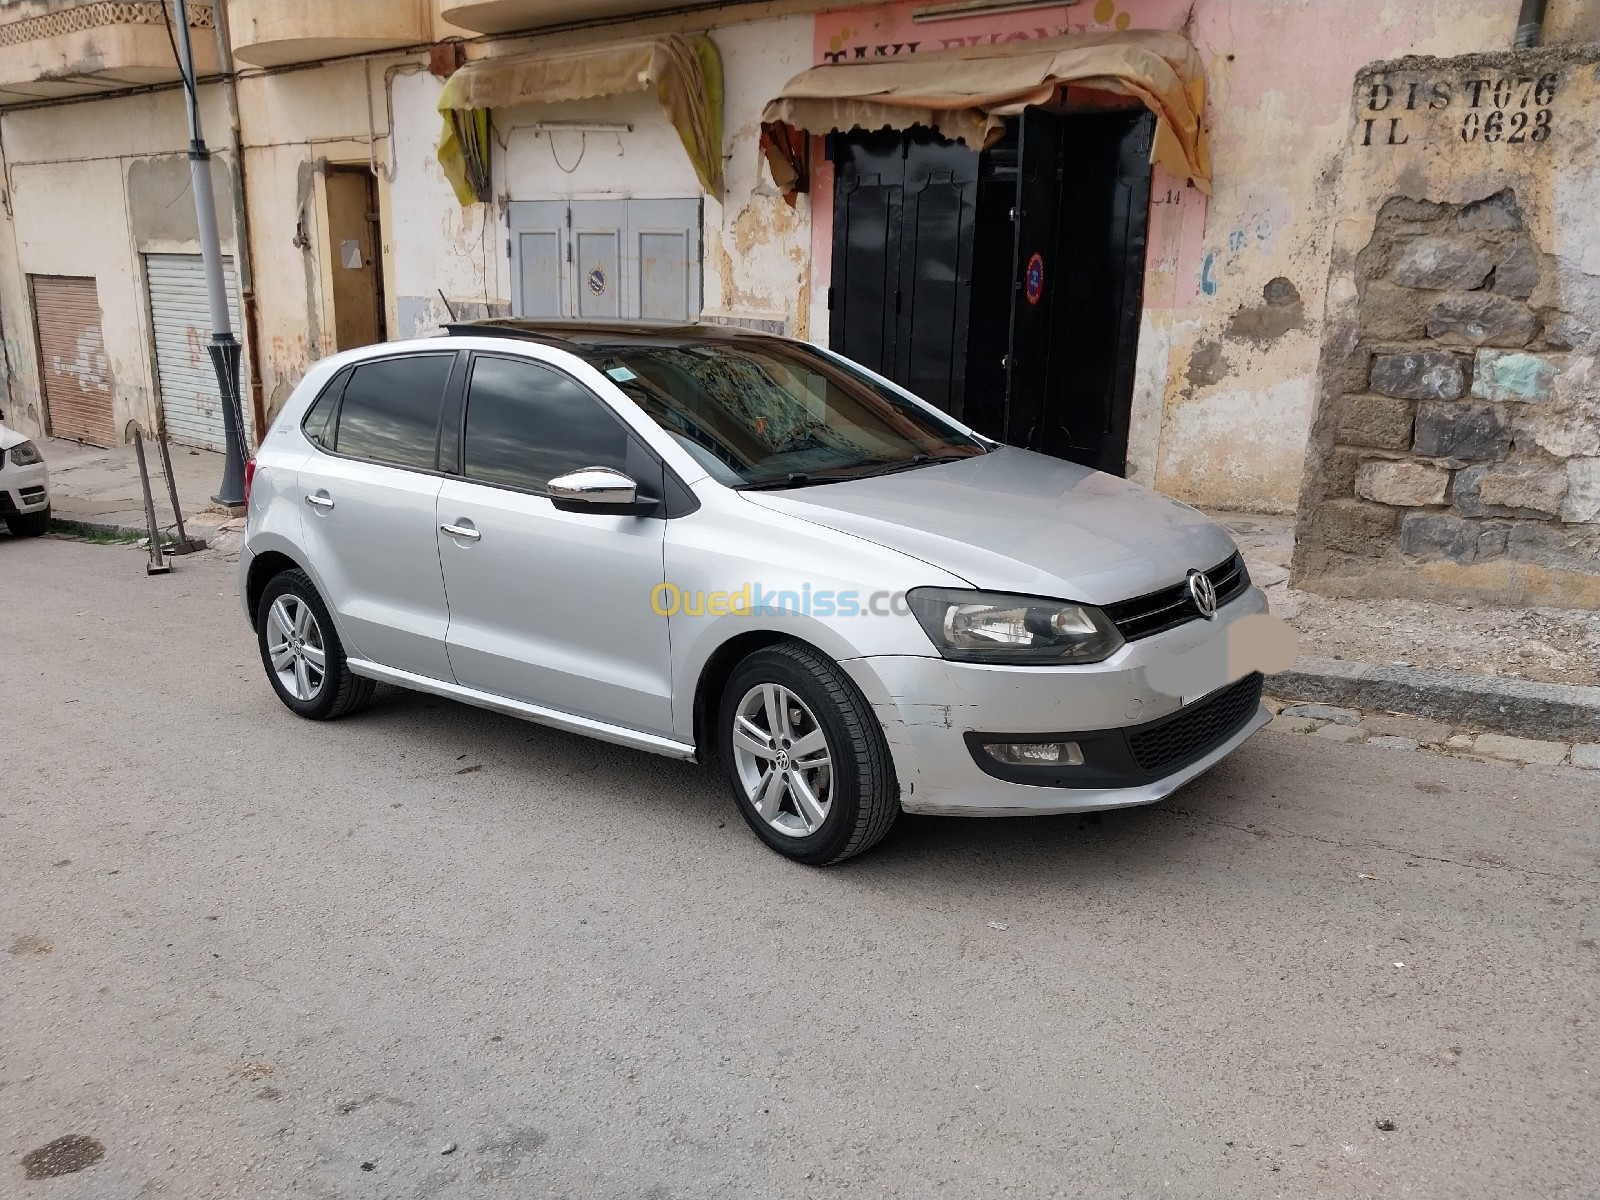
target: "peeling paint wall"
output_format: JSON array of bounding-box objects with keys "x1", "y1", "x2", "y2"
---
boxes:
[
  {"x1": 231, "y1": 59, "x2": 398, "y2": 422},
  {"x1": 0, "y1": 86, "x2": 237, "y2": 444},
  {"x1": 390, "y1": 60, "x2": 507, "y2": 339},
  {"x1": 384, "y1": 11, "x2": 817, "y2": 342},
  {"x1": 703, "y1": 16, "x2": 816, "y2": 336},
  {"x1": 1130, "y1": 0, "x2": 1576, "y2": 512}
]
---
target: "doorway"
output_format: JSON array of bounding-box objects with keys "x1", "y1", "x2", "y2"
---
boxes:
[
  {"x1": 829, "y1": 109, "x2": 1154, "y2": 476},
  {"x1": 324, "y1": 167, "x2": 386, "y2": 350}
]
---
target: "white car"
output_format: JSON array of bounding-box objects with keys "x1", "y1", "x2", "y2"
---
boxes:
[
  {"x1": 0, "y1": 423, "x2": 50, "y2": 536},
  {"x1": 241, "y1": 322, "x2": 1280, "y2": 864}
]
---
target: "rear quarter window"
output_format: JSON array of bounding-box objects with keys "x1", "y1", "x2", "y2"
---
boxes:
[{"x1": 300, "y1": 368, "x2": 347, "y2": 449}]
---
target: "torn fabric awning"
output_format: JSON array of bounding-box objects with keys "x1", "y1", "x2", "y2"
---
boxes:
[
  {"x1": 437, "y1": 33, "x2": 725, "y2": 205},
  {"x1": 759, "y1": 30, "x2": 1210, "y2": 194}
]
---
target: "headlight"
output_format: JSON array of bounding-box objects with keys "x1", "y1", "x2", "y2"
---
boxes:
[
  {"x1": 8, "y1": 441, "x2": 43, "y2": 466},
  {"x1": 906, "y1": 588, "x2": 1124, "y2": 664}
]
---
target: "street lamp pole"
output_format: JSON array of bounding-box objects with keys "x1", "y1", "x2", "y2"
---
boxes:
[{"x1": 171, "y1": 1, "x2": 248, "y2": 507}]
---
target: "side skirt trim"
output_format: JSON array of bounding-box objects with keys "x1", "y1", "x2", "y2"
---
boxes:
[{"x1": 346, "y1": 658, "x2": 698, "y2": 762}]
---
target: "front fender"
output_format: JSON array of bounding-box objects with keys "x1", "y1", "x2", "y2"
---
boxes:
[{"x1": 662, "y1": 490, "x2": 963, "y2": 744}]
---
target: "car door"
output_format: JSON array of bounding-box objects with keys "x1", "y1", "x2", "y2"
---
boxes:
[
  {"x1": 295, "y1": 351, "x2": 460, "y2": 681},
  {"x1": 436, "y1": 352, "x2": 673, "y2": 735}
]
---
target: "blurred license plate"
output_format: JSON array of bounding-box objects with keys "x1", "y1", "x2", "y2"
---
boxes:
[{"x1": 1143, "y1": 613, "x2": 1298, "y2": 702}]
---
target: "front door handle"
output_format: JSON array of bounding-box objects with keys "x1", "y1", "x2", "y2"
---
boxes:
[
  {"x1": 305, "y1": 492, "x2": 334, "y2": 509},
  {"x1": 440, "y1": 522, "x2": 480, "y2": 541}
]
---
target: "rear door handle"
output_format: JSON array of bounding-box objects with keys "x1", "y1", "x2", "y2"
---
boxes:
[
  {"x1": 440, "y1": 523, "x2": 480, "y2": 541},
  {"x1": 305, "y1": 492, "x2": 334, "y2": 509}
]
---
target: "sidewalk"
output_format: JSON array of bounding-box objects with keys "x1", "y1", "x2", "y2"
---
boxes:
[
  {"x1": 1212, "y1": 511, "x2": 1599, "y2": 688},
  {"x1": 1211, "y1": 510, "x2": 1599, "y2": 743},
  {"x1": 39, "y1": 437, "x2": 232, "y2": 540}
]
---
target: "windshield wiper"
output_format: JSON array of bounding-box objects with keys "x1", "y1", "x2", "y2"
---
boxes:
[
  {"x1": 736, "y1": 472, "x2": 848, "y2": 491},
  {"x1": 737, "y1": 452, "x2": 977, "y2": 491},
  {"x1": 844, "y1": 452, "x2": 975, "y2": 480}
]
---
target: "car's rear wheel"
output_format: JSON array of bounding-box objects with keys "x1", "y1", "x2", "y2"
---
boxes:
[
  {"x1": 4, "y1": 506, "x2": 49, "y2": 537},
  {"x1": 719, "y1": 641, "x2": 898, "y2": 865},
  {"x1": 255, "y1": 568, "x2": 374, "y2": 720}
]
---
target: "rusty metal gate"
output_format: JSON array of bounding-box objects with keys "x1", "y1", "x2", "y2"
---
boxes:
[
  {"x1": 30, "y1": 274, "x2": 114, "y2": 446},
  {"x1": 145, "y1": 253, "x2": 247, "y2": 452}
]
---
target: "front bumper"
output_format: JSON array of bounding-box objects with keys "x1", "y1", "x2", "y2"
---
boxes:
[
  {"x1": 846, "y1": 586, "x2": 1273, "y2": 816},
  {"x1": 0, "y1": 459, "x2": 50, "y2": 516}
]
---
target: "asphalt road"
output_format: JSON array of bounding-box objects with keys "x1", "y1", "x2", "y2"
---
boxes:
[{"x1": 4, "y1": 534, "x2": 1597, "y2": 1199}]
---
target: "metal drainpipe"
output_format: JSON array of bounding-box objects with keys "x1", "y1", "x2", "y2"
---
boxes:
[
  {"x1": 210, "y1": 0, "x2": 267, "y2": 442},
  {"x1": 1513, "y1": 0, "x2": 1547, "y2": 48}
]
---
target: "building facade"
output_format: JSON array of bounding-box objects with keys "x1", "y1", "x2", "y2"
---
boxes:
[{"x1": 1, "y1": 0, "x2": 1596, "y2": 599}]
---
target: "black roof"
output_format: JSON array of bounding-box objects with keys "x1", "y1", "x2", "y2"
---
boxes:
[{"x1": 441, "y1": 319, "x2": 776, "y2": 346}]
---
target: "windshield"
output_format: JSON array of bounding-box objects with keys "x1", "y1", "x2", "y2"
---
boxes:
[{"x1": 571, "y1": 337, "x2": 987, "y2": 487}]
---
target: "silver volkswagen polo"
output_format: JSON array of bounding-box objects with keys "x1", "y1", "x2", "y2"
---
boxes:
[{"x1": 240, "y1": 321, "x2": 1285, "y2": 864}]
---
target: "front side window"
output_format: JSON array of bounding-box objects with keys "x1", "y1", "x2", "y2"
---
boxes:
[
  {"x1": 463, "y1": 355, "x2": 630, "y2": 492},
  {"x1": 332, "y1": 354, "x2": 454, "y2": 470},
  {"x1": 570, "y1": 337, "x2": 987, "y2": 487}
]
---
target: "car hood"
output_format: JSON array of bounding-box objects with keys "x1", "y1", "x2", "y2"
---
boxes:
[
  {"x1": 740, "y1": 447, "x2": 1238, "y2": 606},
  {"x1": 0, "y1": 423, "x2": 28, "y2": 451}
]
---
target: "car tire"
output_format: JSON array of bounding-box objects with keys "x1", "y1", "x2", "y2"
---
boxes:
[
  {"x1": 255, "y1": 568, "x2": 375, "y2": 720},
  {"x1": 5, "y1": 506, "x2": 50, "y2": 537},
  {"x1": 719, "y1": 641, "x2": 899, "y2": 865}
]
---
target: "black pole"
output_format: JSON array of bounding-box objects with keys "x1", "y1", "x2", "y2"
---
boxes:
[
  {"x1": 171, "y1": 1, "x2": 248, "y2": 507},
  {"x1": 1513, "y1": 0, "x2": 1547, "y2": 48}
]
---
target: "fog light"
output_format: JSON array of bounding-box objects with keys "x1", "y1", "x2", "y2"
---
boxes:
[{"x1": 983, "y1": 740, "x2": 1084, "y2": 767}]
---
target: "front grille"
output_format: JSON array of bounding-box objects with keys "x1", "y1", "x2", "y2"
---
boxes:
[
  {"x1": 1102, "y1": 552, "x2": 1250, "y2": 641},
  {"x1": 1127, "y1": 673, "x2": 1263, "y2": 776}
]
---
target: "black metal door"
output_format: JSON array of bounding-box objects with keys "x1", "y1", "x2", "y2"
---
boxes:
[
  {"x1": 830, "y1": 129, "x2": 978, "y2": 418},
  {"x1": 1020, "y1": 110, "x2": 1155, "y2": 474},
  {"x1": 1003, "y1": 108, "x2": 1066, "y2": 450}
]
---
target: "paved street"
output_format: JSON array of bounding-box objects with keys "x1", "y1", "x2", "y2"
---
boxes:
[{"x1": 4, "y1": 535, "x2": 1597, "y2": 1199}]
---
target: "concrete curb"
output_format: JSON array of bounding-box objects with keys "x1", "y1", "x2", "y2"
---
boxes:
[
  {"x1": 1269, "y1": 656, "x2": 1600, "y2": 742},
  {"x1": 49, "y1": 515, "x2": 216, "y2": 548},
  {"x1": 49, "y1": 516, "x2": 148, "y2": 539}
]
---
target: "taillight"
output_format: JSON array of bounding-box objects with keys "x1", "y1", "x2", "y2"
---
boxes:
[{"x1": 243, "y1": 458, "x2": 256, "y2": 510}]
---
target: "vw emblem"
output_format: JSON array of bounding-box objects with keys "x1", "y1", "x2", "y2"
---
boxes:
[
  {"x1": 773, "y1": 749, "x2": 790, "y2": 770},
  {"x1": 1187, "y1": 568, "x2": 1218, "y2": 618}
]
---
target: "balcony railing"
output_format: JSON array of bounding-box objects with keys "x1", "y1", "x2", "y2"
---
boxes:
[{"x1": 0, "y1": 1, "x2": 219, "y2": 105}]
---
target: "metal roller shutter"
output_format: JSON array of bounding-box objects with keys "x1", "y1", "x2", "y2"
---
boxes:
[
  {"x1": 145, "y1": 253, "x2": 249, "y2": 452},
  {"x1": 31, "y1": 275, "x2": 115, "y2": 447}
]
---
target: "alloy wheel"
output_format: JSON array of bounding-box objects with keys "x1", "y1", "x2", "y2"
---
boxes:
[
  {"x1": 266, "y1": 594, "x2": 327, "y2": 702},
  {"x1": 730, "y1": 683, "x2": 834, "y2": 838}
]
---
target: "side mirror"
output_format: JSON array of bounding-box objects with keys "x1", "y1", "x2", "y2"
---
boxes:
[{"x1": 547, "y1": 466, "x2": 655, "y2": 516}]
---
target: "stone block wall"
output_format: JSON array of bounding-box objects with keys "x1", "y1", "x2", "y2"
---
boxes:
[{"x1": 1294, "y1": 46, "x2": 1600, "y2": 609}]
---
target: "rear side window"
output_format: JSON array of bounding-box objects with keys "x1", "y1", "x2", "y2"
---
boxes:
[
  {"x1": 332, "y1": 354, "x2": 454, "y2": 470},
  {"x1": 300, "y1": 369, "x2": 345, "y2": 449},
  {"x1": 463, "y1": 355, "x2": 630, "y2": 492}
]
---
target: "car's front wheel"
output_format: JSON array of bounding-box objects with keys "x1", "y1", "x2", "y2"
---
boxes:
[
  {"x1": 255, "y1": 568, "x2": 374, "y2": 720},
  {"x1": 4, "y1": 505, "x2": 49, "y2": 537},
  {"x1": 719, "y1": 641, "x2": 899, "y2": 865}
]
